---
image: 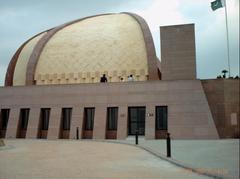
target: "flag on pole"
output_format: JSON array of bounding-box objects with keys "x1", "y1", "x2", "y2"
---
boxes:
[{"x1": 211, "y1": 0, "x2": 224, "y2": 11}]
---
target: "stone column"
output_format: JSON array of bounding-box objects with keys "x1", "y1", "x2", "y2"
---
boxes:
[
  {"x1": 69, "y1": 107, "x2": 84, "y2": 139},
  {"x1": 145, "y1": 104, "x2": 155, "y2": 139},
  {"x1": 93, "y1": 106, "x2": 107, "y2": 139},
  {"x1": 117, "y1": 106, "x2": 128, "y2": 139},
  {"x1": 26, "y1": 107, "x2": 40, "y2": 139},
  {"x1": 47, "y1": 107, "x2": 61, "y2": 139},
  {"x1": 6, "y1": 107, "x2": 20, "y2": 138}
]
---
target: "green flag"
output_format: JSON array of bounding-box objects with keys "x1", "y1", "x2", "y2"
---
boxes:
[{"x1": 211, "y1": 0, "x2": 224, "y2": 11}]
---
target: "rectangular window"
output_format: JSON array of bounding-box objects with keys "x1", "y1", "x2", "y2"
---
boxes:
[
  {"x1": 1, "y1": 109, "x2": 10, "y2": 130},
  {"x1": 107, "y1": 107, "x2": 118, "y2": 130},
  {"x1": 20, "y1": 108, "x2": 30, "y2": 130},
  {"x1": 62, "y1": 108, "x2": 72, "y2": 130},
  {"x1": 41, "y1": 108, "x2": 50, "y2": 130},
  {"x1": 128, "y1": 107, "x2": 146, "y2": 135},
  {"x1": 84, "y1": 108, "x2": 95, "y2": 130},
  {"x1": 156, "y1": 106, "x2": 168, "y2": 130}
]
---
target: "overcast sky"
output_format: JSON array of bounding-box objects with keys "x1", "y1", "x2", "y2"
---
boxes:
[{"x1": 0, "y1": 0, "x2": 239, "y2": 86}]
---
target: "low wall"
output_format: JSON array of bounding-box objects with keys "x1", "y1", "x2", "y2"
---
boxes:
[{"x1": 202, "y1": 79, "x2": 239, "y2": 138}]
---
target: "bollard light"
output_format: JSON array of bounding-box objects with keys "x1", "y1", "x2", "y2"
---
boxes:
[
  {"x1": 166, "y1": 132, "x2": 171, "y2": 157},
  {"x1": 135, "y1": 129, "x2": 138, "y2": 145},
  {"x1": 76, "y1": 127, "x2": 79, "y2": 140}
]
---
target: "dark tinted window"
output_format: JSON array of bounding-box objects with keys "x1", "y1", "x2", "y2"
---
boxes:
[
  {"x1": 156, "y1": 106, "x2": 168, "y2": 130},
  {"x1": 1, "y1": 109, "x2": 10, "y2": 130},
  {"x1": 107, "y1": 107, "x2": 118, "y2": 130},
  {"x1": 128, "y1": 107, "x2": 146, "y2": 135},
  {"x1": 41, "y1": 108, "x2": 50, "y2": 130},
  {"x1": 20, "y1": 109, "x2": 30, "y2": 130},
  {"x1": 62, "y1": 108, "x2": 72, "y2": 130},
  {"x1": 84, "y1": 108, "x2": 95, "y2": 130}
]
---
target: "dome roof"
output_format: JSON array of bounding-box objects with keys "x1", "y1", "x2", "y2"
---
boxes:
[{"x1": 5, "y1": 13, "x2": 159, "y2": 86}]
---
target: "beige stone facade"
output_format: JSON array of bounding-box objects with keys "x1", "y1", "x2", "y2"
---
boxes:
[
  {"x1": 201, "y1": 79, "x2": 240, "y2": 138},
  {"x1": 9, "y1": 13, "x2": 152, "y2": 86},
  {"x1": 1, "y1": 13, "x2": 239, "y2": 140},
  {"x1": 35, "y1": 14, "x2": 149, "y2": 85},
  {"x1": 13, "y1": 33, "x2": 46, "y2": 86},
  {"x1": 0, "y1": 80, "x2": 222, "y2": 139},
  {"x1": 161, "y1": 24, "x2": 196, "y2": 80}
]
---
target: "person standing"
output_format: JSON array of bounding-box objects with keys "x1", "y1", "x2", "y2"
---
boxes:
[
  {"x1": 100, "y1": 74, "x2": 108, "y2": 82},
  {"x1": 128, "y1": 74, "x2": 134, "y2": 81}
]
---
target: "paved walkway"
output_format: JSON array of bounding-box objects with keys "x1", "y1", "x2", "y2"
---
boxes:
[
  {"x1": 113, "y1": 138, "x2": 239, "y2": 179},
  {"x1": 0, "y1": 140, "x2": 209, "y2": 179}
]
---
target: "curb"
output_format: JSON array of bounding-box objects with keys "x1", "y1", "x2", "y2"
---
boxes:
[
  {"x1": 105, "y1": 140, "x2": 225, "y2": 179},
  {"x1": 137, "y1": 145, "x2": 224, "y2": 179}
]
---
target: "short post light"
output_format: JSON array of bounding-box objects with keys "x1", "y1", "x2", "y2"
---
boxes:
[
  {"x1": 76, "y1": 127, "x2": 79, "y2": 140},
  {"x1": 135, "y1": 129, "x2": 138, "y2": 145},
  {"x1": 166, "y1": 132, "x2": 171, "y2": 157}
]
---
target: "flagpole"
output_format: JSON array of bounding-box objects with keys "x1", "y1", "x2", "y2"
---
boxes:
[{"x1": 224, "y1": 0, "x2": 231, "y2": 77}]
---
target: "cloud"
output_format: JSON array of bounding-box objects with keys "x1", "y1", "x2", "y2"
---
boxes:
[
  {"x1": 135, "y1": 0, "x2": 186, "y2": 28},
  {"x1": 186, "y1": 0, "x2": 239, "y2": 78},
  {"x1": 136, "y1": 0, "x2": 239, "y2": 78},
  {"x1": 131, "y1": 0, "x2": 188, "y2": 59}
]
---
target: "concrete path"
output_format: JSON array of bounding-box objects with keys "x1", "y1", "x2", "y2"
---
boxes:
[
  {"x1": 115, "y1": 138, "x2": 239, "y2": 179},
  {"x1": 0, "y1": 139, "x2": 210, "y2": 179}
]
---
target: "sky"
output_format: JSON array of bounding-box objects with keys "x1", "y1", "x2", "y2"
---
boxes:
[{"x1": 0, "y1": 0, "x2": 239, "y2": 86}]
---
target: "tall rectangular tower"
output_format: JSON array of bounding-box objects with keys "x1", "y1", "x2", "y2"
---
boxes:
[{"x1": 160, "y1": 24, "x2": 196, "y2": 80}]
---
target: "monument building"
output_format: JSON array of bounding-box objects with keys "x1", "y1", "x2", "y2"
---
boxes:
[{"x1": 0, "y1": 13, "x2": 239, "y2": 140}]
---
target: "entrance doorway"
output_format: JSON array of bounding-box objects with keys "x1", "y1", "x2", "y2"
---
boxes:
[{"x1": 128, "y1": 107, "x2": 146, "y2": 135}]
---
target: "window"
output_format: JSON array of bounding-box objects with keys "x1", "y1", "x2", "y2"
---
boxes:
[
  {"x1": 1, "y1": 109, "x2": 10, "y2": 130},
  {"x1": 84, "y1": 108, "x2": 95, "y2": 130},
  {"x1": 41, "y1": 108, "x2": 50, "y2": 130},
  {"x1": 156, "y1": 106, "x2": 168, "y2": 130},
  {"x1": 107, "y1": 107, "x2": 118, "y2": 130},
  {"x1": 128, "y1": 107, "x2": 146, "y2": 135},
  {"x1": 62, "y1": 108, "x2": 72, "y2": 130},
  {"x1": 20, "y1": 108, "x2": 30, "y2": 130}
]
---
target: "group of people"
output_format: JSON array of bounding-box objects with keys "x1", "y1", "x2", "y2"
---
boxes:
[{"x1": 100, "y1": 74, "x2": 134, "y2": 83}]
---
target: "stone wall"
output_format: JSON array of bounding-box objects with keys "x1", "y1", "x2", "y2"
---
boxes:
[
  {"x1": 202, "y1": 79, "x2": 239, "y2": 138},
  {"x1": 0, "y1": 80, "x2": 219, "y2": 139},
  {"x1": 160, "y1": 24, "x2": 196, "y2": 80}
]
